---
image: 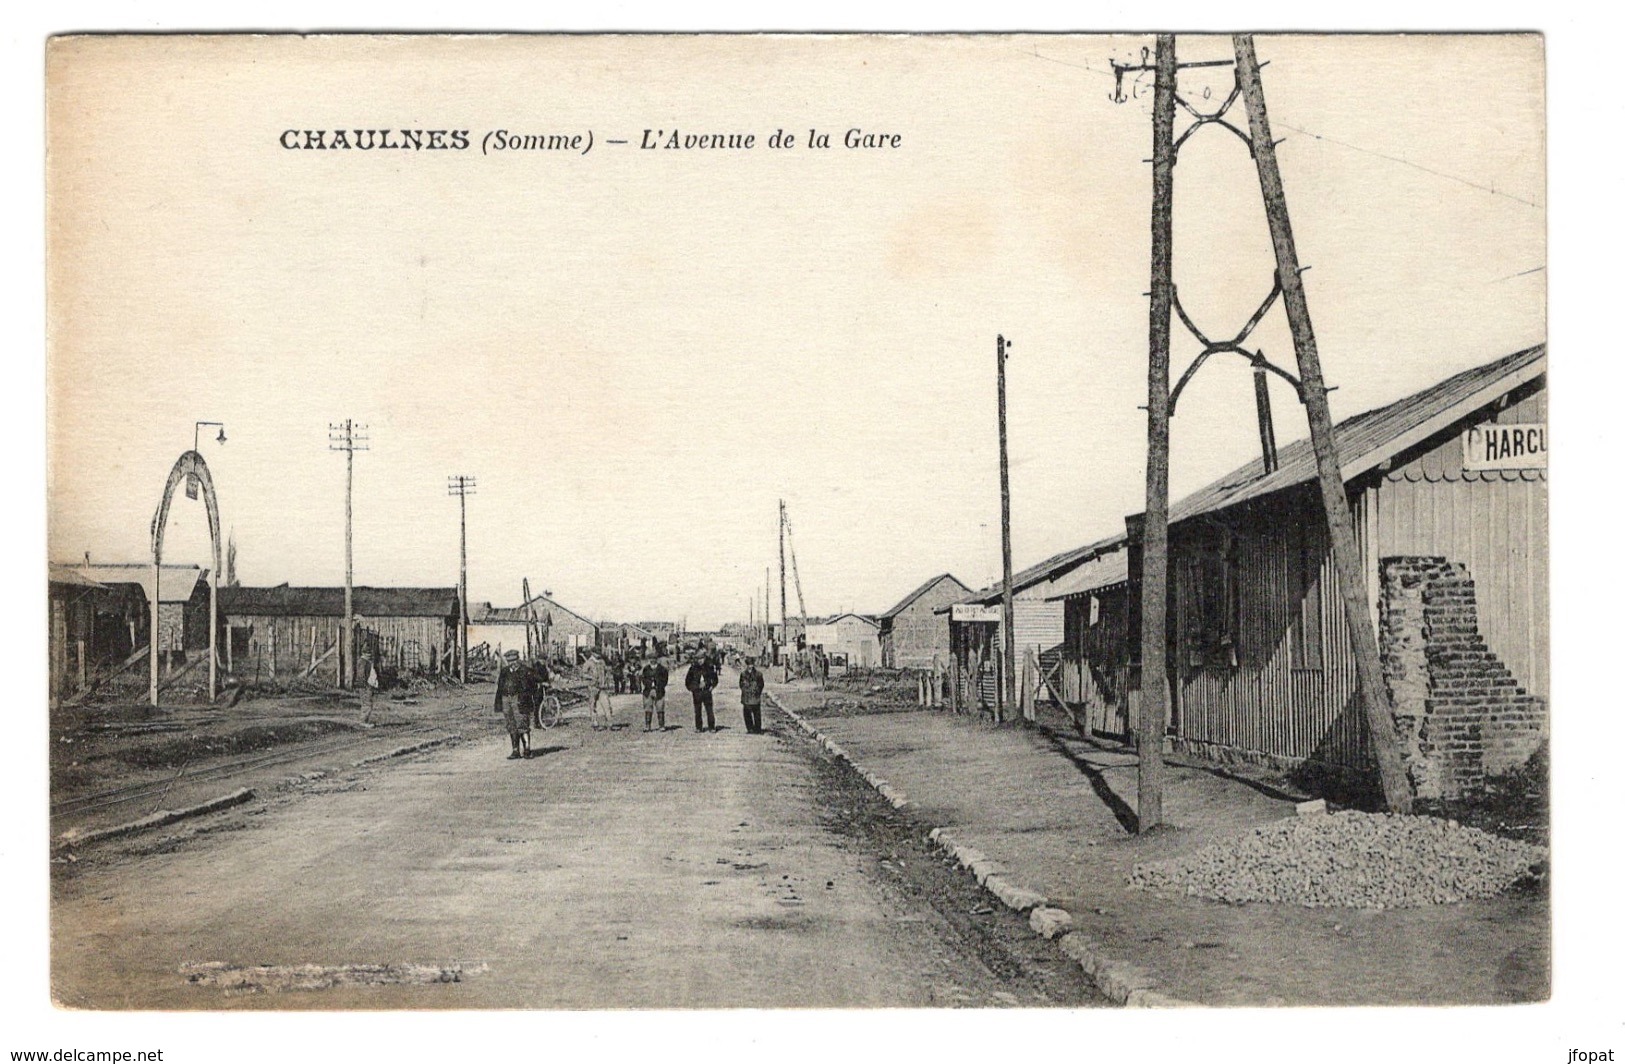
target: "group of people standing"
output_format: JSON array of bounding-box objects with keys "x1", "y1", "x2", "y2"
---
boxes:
[{"x1": 494, "y1": 644, "x2": 768, "y2": 759}]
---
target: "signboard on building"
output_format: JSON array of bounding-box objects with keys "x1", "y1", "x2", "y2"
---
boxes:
[
  {"x1": 950, "y1": 603, "x2": 1001, "y2": 623},
  {"x1": 1463, "y1": 422, "x2": 1547, "y2": 471}
]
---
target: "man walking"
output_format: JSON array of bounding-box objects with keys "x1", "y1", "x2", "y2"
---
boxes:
[
  {"x1": 739, "y1": 655, "x2": 765, "y2": 735},
  {"x1": 685, "y1": 652, "x2": 718, "y2": 732},
  {"x1": 642, "y1": 652, "x2": 669, "y2": 732},
  {"x1": 584, "y1": 649, "x2": 614, "y2": 731},
  {"x1": 495, "y1": 650, "x2": 531, "y2": 759}
]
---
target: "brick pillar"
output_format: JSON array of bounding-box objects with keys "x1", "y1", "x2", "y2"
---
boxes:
[
  {"x1": 1380, "y1": 558, "x2": 1438, "y2": 799},
  {"x1": 1380, "y1": 556, "x2": 1547, "y2": 801}
]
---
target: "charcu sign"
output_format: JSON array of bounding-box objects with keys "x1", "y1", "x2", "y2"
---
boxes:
[{"x1": 1463, "y1": 422, "x2": 1546, "y2": 470}]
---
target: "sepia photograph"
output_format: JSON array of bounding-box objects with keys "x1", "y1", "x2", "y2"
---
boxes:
[{"x1": 19, "y1": 10, "x2": 1609, "y2": 1058}]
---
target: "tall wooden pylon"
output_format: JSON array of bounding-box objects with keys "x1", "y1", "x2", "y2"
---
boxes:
[
  {"x1": 1233, "y1": 35, "x2": 1411, "y2": 813},
  {"x1": 1136, "y1": 34, "x2": 1178, "y2": 832}
]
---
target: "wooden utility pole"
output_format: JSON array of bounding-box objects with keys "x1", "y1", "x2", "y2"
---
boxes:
[
  {"x1": 329, "y1": 420, "x2": 368, "y2": 688},
  {"x1": 996, "y1": 334, "x2": 1016, "y2": 724},
  {"x1": 779, "y1": 500, "x2": 789, "y2": 659},
  {"x1": 1137, "y1": 34, "x2": 1178, "y2": 833},
  {"x1": 1233, "y1": 35, "x2": 1411, "y2": 813},
  {"x1": 448, "y1": 474, "x2": 476, "y2": 683}
]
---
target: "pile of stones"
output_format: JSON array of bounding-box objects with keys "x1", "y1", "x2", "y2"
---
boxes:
[{"x1": 1129, "y1": 811, "x2": 1547, "y2": 908}]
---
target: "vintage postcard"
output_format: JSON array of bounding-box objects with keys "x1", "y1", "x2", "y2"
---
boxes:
[{"x1": 43, "y1": 30, "x2": 1550, "y2": 1027}]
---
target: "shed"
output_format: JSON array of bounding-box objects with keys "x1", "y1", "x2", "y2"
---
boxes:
[
  {"x1": 219, "y1": 585, "x2": 458, "y2": 680},
  {"x1": 1045, "y1": 540, "x2": 1134, "y2": 738},
  {"x1": 69, "y1": 563, "x2": 209, "y2": 661},
  {"x1": 939, "y1": 538, "x2": 1118, "y2": 716},
  {"x1": 805, "y1": 613, "x2": 882, "y2": 667},
  {"x1": 469, "y1": 591, "x2": 600, "y2": 662},
  {"x1": 1138, "y1": 345, "x2": 1547, "y2": 800}
]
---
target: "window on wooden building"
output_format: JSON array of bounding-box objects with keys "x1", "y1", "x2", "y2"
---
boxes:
[
  {"x1": 1183, "y1": 529, "x2": 1240, "y2": 668},
  {"x1": 1290, "y1": 534, "x2": 1324, "y2": 670}
]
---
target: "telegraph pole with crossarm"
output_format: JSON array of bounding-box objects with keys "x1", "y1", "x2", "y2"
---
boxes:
[
  {"x1": 447, "y1": 474, "x2": 476, "y2": 683},
  {"x1": 329, "y1": 420, "x2": 369, "y2": 688},
  {"x1": 1111, "y1": 35, "x2": 1413, "y2": 818}
]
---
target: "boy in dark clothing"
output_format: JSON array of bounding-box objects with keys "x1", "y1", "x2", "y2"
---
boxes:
[
  {"x1": 642, "y1": 655, "x2": 669, "y2": 732},
  {"x1": 495, "y1": 652, "x2": 531, "y2": 759},
  {"x1": 685, "y1": 656, "x2": 718, "y2": 731},
  {"x1": 738, "y1": 657, "x2": 765, "y2": 734}
]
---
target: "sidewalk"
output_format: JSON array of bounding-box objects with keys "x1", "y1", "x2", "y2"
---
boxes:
[{"x1": 768, "y1": 681, "x2": 1548, "y2": 1006}]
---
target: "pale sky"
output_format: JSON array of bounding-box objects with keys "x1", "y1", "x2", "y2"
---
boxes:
[{"x1": 46, "y1": 33, "x2": 1544, "y2": 629}]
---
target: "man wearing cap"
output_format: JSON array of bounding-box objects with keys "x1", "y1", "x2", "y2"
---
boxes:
[
  {"x1": 738, "y1": 656, "x2": 766, "y2": 735},
  {"x1": 494, "y1": 651, "x2": 531, "y2": 759}
]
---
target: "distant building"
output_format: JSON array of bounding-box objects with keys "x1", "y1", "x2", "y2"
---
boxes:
[
  {"x1": 1043, "y1": 540, "x2": 1133, "y2": 739},
  {"x1": 805, "y1": 613, "x2": 882, "y2": 667},
  {"x1": 940, "y1": 542, "x2": 1108, "y2": 716},
  {"x1": 68, "y1": 562, "x2": 209, "y2": 656},
  {"x1": 877, "y1": 573, "x2": 971, "y2": 669},
  {"x1": 469, "y1": 591, "x2": 600, "y2": 661},
  {"x1": 598, "y1": 622, "x2": 656, "y2": 656},
  {"x1": 48, "y1": 564, "x2": 142, "y2": 704}
]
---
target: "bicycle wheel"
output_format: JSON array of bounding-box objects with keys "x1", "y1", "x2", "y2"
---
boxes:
[{"x1": 537, "y1": 693, "x2": 564, "y2": 729}]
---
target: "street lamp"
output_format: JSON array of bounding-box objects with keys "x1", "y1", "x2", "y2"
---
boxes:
[
  {"x1": 188, "y1": 422, "x2": 226, "y2": 500},
  {"x1": 194, "y1": 421, "x2": 227, "y2": 453}
]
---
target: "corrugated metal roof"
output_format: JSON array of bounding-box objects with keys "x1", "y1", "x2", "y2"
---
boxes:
[
  {"x1": 879, "y1": 573, "x2": 972, "y2": 620},
  {"x1": 473, "y1": 593, "x2": 595, "y2": 628},
  {"x1": 69, "y1": 563, "x2": 205, "y2": 603},
  {"x1": 813, "y1": 613, "x2": 880, "y2": 629},
  {"x1": 1044, "y1": 547, "x2": 1130, "y2": 601},
  {"x1": 49, "y1": 564, "x2": 106, "y2": 588},
  {"x1": 1166, "y1": 345, "x2": 1546, "y2": 526},
  {"x1": 220, "y1": 586, "x2": 459, "y2": 618},
  {"x1": 961, "y1": 531, "x2": 1128, "y2": 606}
]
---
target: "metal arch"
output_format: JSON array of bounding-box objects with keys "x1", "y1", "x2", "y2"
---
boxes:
[
  {"x1": 1168, "y1": 343, "x2": 1302, "y2": 416},
  {"x1": 1171, "y1": 83, "x2": 1253, "y2": 156},
  {"x1": 1167, "y1": 279, "x2": 1300, "y2": 417},
  {"x1": 150, "y1": 450, "x2": 222, "y2": 706}
]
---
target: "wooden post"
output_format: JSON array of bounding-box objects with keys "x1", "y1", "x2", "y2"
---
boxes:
[
  {"x1": 997, "y1": 334, "x2": 1016, "y2": 723},
  {"x1": 1136, "y1": 34, "x2": 1177, "y2": 833},
  {"x1": 343, "y1": 420, "x2": 354, "y2": 688},
  {"x1": 149, "y1": 562, "x2": 161, "y2": 706},
  {"x1": 993, "y1": 645, "x2": 1004, "y2": 721},
  {"x1": 1233, "y1": 34, "x2": 1412, "y2": 814},
  {"x1": 1253, "y1": 365, "x2": 1279, "y2": 473},
  {"x1": 779, "y1": 501, "x2": 789, "y2": 661}
]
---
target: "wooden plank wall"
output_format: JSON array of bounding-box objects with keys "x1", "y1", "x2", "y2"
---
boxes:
[
  {"x1": 1168, "y1": 381, "x2": 1546, "y2": 773},
  {"x1": 1171, "y1": 488, "x2": 1368, "y2": 772},
  {"x1": 234, "y1": 614, "x2": 452, "y2": 679}
]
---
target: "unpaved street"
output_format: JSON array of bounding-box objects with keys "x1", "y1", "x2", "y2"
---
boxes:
[{"x1": 51, "y1": 677, "x2": 1103, "y2": 1009}]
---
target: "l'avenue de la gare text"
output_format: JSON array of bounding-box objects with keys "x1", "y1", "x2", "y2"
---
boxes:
[{"x1": 278, "y1": 128, "x2": 903, "y2": 152}]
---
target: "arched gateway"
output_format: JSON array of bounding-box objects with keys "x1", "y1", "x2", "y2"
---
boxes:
[{"x1": 149, "y1": 451, "x2": 221, "y2": 706}]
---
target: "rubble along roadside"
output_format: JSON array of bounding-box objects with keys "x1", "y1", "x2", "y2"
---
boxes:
[{"x1": 768, "y1": 680, "x2": 1549, "y2": 1006}]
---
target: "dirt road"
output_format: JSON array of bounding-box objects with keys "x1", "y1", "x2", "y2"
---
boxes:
[{"x1": 51, "y1": 674, "x2": 1103, "y2": 1009}]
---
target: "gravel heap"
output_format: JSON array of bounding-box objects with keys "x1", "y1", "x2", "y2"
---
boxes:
[{"x1": 1129, "y1": 812, "x2": 1547, "y2": 909}]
